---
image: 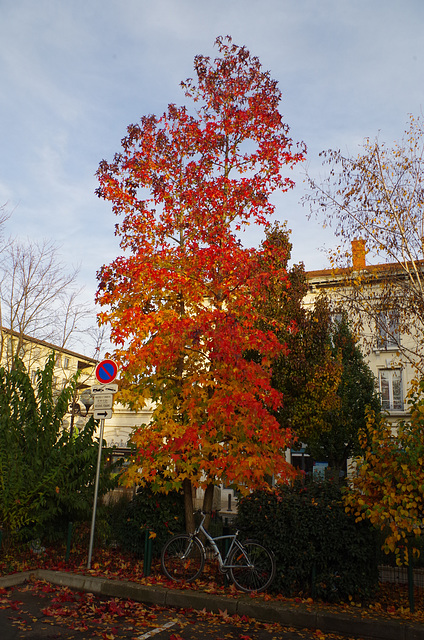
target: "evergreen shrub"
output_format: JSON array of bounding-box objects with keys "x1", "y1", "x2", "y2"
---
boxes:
[
  {"x1": 112, "y1": 485, "x2": 184, "y2": 557},
  {"x1": 0, "y1": 354, "x2": 116, "y2": 543},
  {"x1": 237, "y1": 481, "x2": 379, "y2": 601}
]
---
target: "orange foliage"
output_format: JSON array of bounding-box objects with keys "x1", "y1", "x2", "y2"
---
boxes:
[
  {"x1": 344, "y1": 379, "x2": 424, "y2": 565},
  {"x1": 95, "y1": 37, "x2": 305, "y2": 495}
]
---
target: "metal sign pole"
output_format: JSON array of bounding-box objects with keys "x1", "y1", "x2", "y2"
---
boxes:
[{"x1": 87, "y1": 418, "x2": 105, "y2": 569}]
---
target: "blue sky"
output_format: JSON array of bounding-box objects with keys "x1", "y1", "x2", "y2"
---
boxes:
[{"x1": 1, "y1": 0, "x2": 423, "y2": 336}]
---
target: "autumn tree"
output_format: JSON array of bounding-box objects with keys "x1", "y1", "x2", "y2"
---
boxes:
[
  {"x1": 248, "y1": 226, "x2": 342, "y2": 468},
  {"x1": 95, "y1": 37, "x2": 305, "y2": 530},
  {"x1": 304, "y1": 114, "x2": 424, "y2": 374},
  {"x1": 269, "y1": 295, "x2": 342, "y2": 458},
  {"x1": 344, "y1": 378, "x2": 424, "y2": 565},
  {"x1": 302, "y1": 314, "x2": 380, "y2": 478},
  {"x1": 252, "y1": 233, "x2": 379, "y2": 481}
]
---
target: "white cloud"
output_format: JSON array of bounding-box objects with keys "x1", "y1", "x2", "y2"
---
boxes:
[{"x1": 1, "y1": 0, "x2": 424, "y2": 320}]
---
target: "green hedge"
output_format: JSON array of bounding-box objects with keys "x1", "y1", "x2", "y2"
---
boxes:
[
  {"x1": 236, "y1": 481, "x2": 379, "y2": 601},
  {"x1": 111, "y1": 486, "x2": 184, "y2": 557}
]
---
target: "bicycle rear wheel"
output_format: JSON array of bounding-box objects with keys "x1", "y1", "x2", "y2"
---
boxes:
[
  {"x1": 161, "y1": 534, "x2": 205, "y2": 583},
  {"x1": 228, "y1": 541, "x2": 276, "y2": 593}
]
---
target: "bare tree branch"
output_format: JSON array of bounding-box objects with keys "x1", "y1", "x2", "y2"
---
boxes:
[
  {"x1": 304, "y1": 115, "x2": 424, "y2": 374},
  {"x1": 0, "y1": 238, "x2": 94, "y2": 366}
]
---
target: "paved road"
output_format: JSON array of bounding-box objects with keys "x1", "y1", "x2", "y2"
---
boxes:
[{"x1": 0, "y1": 580, "x2": 350, "y2": 640}]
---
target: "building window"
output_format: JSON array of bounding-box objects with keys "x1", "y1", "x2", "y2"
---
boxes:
[
  {"x1": 379, "y1": 369, "x2": 403, "y2": 411},
  {"x1": 63, "y1": 357, "x2": 70, "y2": 369},
  {"x1": 375, "y1": 311, "x2": 400, "y2": 350},
  {"x1": 291, "y1": 449, "x2": 313, "y2": 477},
  {"x1": 331, "y1": 312, "x2": 343, "y2": 327}
]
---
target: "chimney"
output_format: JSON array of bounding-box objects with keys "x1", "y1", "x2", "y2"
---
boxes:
[{"x1": 351, "y1": 238, "x2": 366, "y2": 270}]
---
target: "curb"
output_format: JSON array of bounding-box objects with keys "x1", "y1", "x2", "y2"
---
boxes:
[{"x1": 1, "y1": 570, "x2": 423, "y2": 640}]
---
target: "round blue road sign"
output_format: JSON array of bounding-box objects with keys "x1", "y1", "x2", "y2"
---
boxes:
[{"x1": 95, "y1": 359, "x2": 118, "y2": 384}]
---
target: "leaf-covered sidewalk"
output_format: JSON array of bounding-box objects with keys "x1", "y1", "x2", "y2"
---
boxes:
[{"x1": 1, "y1": 544, "x2": 423, "y2": 628}]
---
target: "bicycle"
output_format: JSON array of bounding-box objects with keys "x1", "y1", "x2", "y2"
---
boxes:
[{"x1": 161, "y1": 511, "x2": 276, "y2": 593}]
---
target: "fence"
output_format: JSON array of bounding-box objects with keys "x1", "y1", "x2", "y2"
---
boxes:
[
  {"x1": 379, "y1": 564, "x2": 424, "y2": 612},
  {"x1": 1, "y1": 516, "x2": 424, "y2": 612}
]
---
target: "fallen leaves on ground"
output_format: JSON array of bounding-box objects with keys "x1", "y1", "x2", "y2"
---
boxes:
[
  {"x1": 0, "y1": 542, "x2": 423, "y2": 627},
  {"x1": 1, "y1": 579, "x2": 165, "y2": 638},
  {"x1": 0, "y1": 579, "x2": 362, "y2": 640}
]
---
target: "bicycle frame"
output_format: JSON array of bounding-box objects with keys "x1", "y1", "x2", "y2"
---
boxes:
[
  {"x1": 161, "y1": 511, "x2": 276, "y2": 593},
  {"x1": 193, "y1": 513, "x2": 253, "y2": 571}
]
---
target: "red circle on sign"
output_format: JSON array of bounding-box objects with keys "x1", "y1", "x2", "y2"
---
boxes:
[{"x1": 95, "y1": 359, "x2": 118, "y2": 384}]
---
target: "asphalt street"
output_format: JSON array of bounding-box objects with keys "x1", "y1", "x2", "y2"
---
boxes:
[
  {"x1": 0, "y1": 570, "x2": 422, "y2": 640},
  {"x1": 0, "y1": 580, "x2": 335, "y2": 640}
]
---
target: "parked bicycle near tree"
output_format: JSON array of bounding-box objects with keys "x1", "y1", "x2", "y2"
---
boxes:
[{"x1": 161, "y1": 511, "x2": 275, "y2": 593}]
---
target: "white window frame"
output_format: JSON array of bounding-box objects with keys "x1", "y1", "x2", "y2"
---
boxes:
[
  {"x1": 379, "y1": 368, "x2": 403, "y2": 411},
  {"x1": 375, "y1": 310, "x2": 400, "y2": 351}
]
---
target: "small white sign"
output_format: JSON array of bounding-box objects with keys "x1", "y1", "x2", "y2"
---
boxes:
[
  {"x1": 94, "y1": 409, "x2": 113, "y2": 420},
  {"x1": 93, "y1": 394, "x2": 113, "y2": 409},
  {"x1": 91, "y1": 384, "x2": 118, "y2": 394}
]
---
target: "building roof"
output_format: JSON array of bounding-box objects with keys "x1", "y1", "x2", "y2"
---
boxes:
[
  {"x1": 306, "y1": 259, "x2": 424, "y2": 286},
  {"x1": 1, "y1": 326, "x2": 98, "y2": 366}
]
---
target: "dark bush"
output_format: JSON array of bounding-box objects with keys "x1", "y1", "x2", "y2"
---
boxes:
[
  {"x1": 111, "y1": 486, "x2": 184, "y2": 557},
  {"x1": 236, "y1": 481, "x2": 379, "y2": 602}
]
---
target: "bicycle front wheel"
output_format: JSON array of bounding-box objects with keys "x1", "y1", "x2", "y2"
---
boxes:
[
  {"x1": 161, "y1": 534, "x2": 205, "y2": 583},
  {"x1": 228, "y1": 541, "x2": 276, "y2": 593}
]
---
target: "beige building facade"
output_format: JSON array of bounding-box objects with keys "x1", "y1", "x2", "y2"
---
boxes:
[
  {"x1": 305, "y1": 240, "x2": 416, "y2": 423},
  {"x1": 0, "y1": 327, "x2": 146, "y2": 451}
]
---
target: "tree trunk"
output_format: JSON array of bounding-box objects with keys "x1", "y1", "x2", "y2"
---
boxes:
[
  {"x1": 183, "y1": 478, "x2": 195, "y2": 533},
  {"x1": 202, "y1": 483, "x2": 215, "y2": 532},
  {"x1": 327, "y1": 460, "x2": 344, "y2": 484}
]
